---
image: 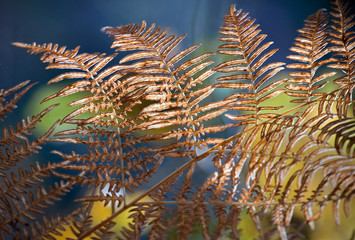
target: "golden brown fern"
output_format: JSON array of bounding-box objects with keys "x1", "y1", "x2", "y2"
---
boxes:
[
  {"x1": 3, "y1": 0, "x2": 355, "y2": 239},
  {"x1": 214, "y1": 5, "x2": 286, "y2": 125},
  {"x1": 286, "y1": 9, "x2": 334, "y2": 105},
  {"x1": 327, "y1": 0, "x2": 355, "y2": 117}
]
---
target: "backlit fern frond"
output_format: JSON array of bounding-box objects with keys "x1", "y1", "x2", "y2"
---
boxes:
[
  {"x1": 214, "y1": 4, "x2": 286, "y2": 126},
  {"x1": 15, "y1": 20, "x2": 219, "y2": 239},
  {"x1": 102, "y1": 21, "x2": 219, "y2": 149},
  {"x1": 326, "y1": 0, "x2": 355, "y2": 116},
  {"x1": 8, "y1": 1, "x2": 355, "y2": 239},
  {"x1": 286, "y1": 9, "x2": 334, "y2": 106},
  {"x1": 273, "y1": 113, "x2": 355, "y2": 230}
]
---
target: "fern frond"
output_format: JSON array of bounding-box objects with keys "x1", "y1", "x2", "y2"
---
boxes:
[
  {"x1": 214, "y1": 4, "x2": 286, "y2": 126},
  {"x1": 327, "y1": 0, "x2": 355, "y2": 116},
  {"x1": 31, "y1": 205, "x2": 86, "y2": 240},
  {"x1": 70, "y1": 203, "x2": 117, "y2": 239},
  {"x1": 4, "y1": 180, "x2": 73, "y2": 225},
  {"x1": 146, "y1": 204, "x2": 171, "y2": 240},
  {"x1": 10, "y1": 1, "x2": 355, "y2": 239},
  {"x1": 0, "y1": 113, "x2": 58, "y2": 171},
  {"x1": 14, "y1": 19, "x2": 218, "y2": 239},
  {"x1": 286, "y1": 9, "x2": 335, "y2": 106},
  {"x1": 0, "y1": 80, "x2": 36, "y2": 122},
  {"x1": 0, "y1": 81, "x2": 73, "y2": 239},
  {"x1": 103, "y1": 21, "x2": 217, "y2": 150},
  {"x1": 245, "y1": 111, "x2": 355, "y2": 233},
  {"x1": 318, "y1": 117, "x2": 355, "y2": 157}
]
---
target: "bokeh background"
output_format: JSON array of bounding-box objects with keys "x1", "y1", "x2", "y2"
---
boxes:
[{"x1": 1, "y1": 0, "x2": 354, "y2": 239}]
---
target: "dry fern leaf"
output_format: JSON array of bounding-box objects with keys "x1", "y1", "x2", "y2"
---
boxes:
[
  {"x1": 194, "y1": 9, "x2": 294, "y2": 230},
  {"x1": 240, "y1": 110, "x2": 354, "y2": 237},
  {"x1": 286, "y1": 9, "x2": 335, "y2": 106},
  {"x1": 15, "y1": 20, "x2": 218, "y2": 238},
  {"x1": 315, "y1": 0, "x2": 355, "y2": 118},
  {"x1": 0, "y1": 82, "x2": 69, "y2": 239},
  {"x1": 328, "y1": 0, "x2": 355, "y2": 81},
  {"x1": 0, "y1": 80, "x2": 34, "y2": 121},
  {"x1": 287, "y1": 115, "x2": 355, "y2": 227},
  {"x1": 11, "y1": 1, "x2": 355, "y2": 239},
  {"x1": 14, "y1": 41, "x2": 165, "y2": 197},
  {"x1": 214, "y1": 4, "x2": 286, "y2": 127},
  {"x1": 102, "y1": 21, "x2": 218, "y2": 150},
  {"x1": 29, "y1": 205, "x2": 87, "y2": 240},
  {"x1": 204, "y1": 5, "x2": 294, "y2": 229},
  {"x1": 208, "y1": 4, "x2": 355, "y2": 239},
  {"x1": 243, "y1": 111, "x2": 355, "y2": 236},
  {"x1": 209, "y1": 7, "x2": 293, "y2": 200}
]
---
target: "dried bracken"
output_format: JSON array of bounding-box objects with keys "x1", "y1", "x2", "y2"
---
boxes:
[{"x1": 1, "y1": 0, "x2": 354, "y2": 239}]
